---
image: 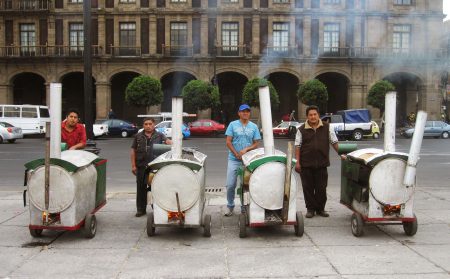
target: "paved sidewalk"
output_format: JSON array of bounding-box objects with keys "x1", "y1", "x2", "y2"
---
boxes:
[{"x1": 1, "y1": 183, "x2": 449, "y2": 279}]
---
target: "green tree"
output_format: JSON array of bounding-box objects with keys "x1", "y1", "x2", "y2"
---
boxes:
[
  {"x1": 367, "y1": 80, "x2": 396, "y2": 113},
  {"x1": 297, "y1": 79, "x2": 328, "y2": 108},
  {"x1": 181, "y1": 80, "x2": 220, "y2": 113},
  {"x1": 125, "y1": 75, "x2": 163, "y2": 108},
  {"x1": 242, "y1": 78, "x2": 279, "y2": 109}
]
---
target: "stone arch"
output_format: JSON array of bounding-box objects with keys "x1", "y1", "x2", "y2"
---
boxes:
[
  {"x1": 265, "y1": 71, "x2": 300, "y2": 121},
  {"x1": 160, "y1": 71, "x2": 197, "y2": 111},
  {"x1": 56, "y1": 69, "x2": 99, "y2": 84},
  {"x1": 315, "y1": 72, "x2": 350, "y2": 113},
  {"x1": 108, "y1": 68, "x2": 146, "y2": 81},
  {"x1": 215, "y1": 67, "x2": 250, "y2": 80},
  {"x1": 159, "y1": 68, "x2": 198, "y2": 80},
  {"x1": 109, "y1": 71, "x2": 144, "y2": 123},
  {"x1": 10, "y1": 72, "x2": 46, "y2": 105},
  {"x1": 261, "y1": 68, "x2": 300, "y2": 81},
  {"x1": 60, "y1": 72, "x2": 97, "y2": 118}
]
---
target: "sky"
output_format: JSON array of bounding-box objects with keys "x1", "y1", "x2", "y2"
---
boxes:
[{"x1": 445, "y1": 0, "x2": 450, "y2": 21}]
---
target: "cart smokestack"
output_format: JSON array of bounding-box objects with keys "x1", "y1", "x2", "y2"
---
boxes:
[
  {"x1": 403, "y1": 110, "x2": 427, "y2": 187},
  {"x1": 384, "y1": 91, "x2": 396, "y2": 152},
  {"x1": 171, "y1": 96, "x2": 183, "y2": 159},
  {"x1": 49, "y1": 83, "x2": 62, "y2": 159},
  {"x1": 258, "y1": 85, "x2": 275, "y2": 156}
]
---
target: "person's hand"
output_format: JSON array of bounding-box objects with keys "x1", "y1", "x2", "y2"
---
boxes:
[
  {"x1": 295, "y1": 162, "x2": 301, "y2": 173},
  {"x1": 69, "y1": 146, "x2": 77, "y2": 150},
  {"x1": 340, "y1": 154, "x2": 347, "y2": 160},
  {"x1": 239, "y1": 148, "x2": 247, "y2": 157},
  {"x1": 235, "y1": 153, "x2": 242, "y2": 160},
  {"x1": 131, "y1": 166, "x2": 137, "y2": 175}
]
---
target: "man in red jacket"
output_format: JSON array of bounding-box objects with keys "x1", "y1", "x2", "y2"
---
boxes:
[{"x1": 61, "y1": 108, "x2": 86, "y2": 150}]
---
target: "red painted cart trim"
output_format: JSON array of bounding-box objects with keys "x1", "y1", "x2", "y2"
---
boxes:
[
  {"x1": 340, "y1": 201, "x2": 416, "y2": 222},
  {"x1": 29, "y1": 200, "x2": 107, "y2": 231},
  {"x1": 95, "y1": 159, "x2": 108, "y2": 166}
]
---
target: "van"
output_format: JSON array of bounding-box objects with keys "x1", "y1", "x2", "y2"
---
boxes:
[{"x1": 0, "y1": 105, "x2": 50, "y2": 135}]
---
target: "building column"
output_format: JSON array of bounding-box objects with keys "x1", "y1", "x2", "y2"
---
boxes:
[
  {"x1": 348, "y1": 84, "x2": 365, "y2": 109},
  {"x1": 149, "y1": 15, "x2": 157, "y2": 55},
  {"x1": 303, "y1": 16, "x2": 311, "y2": 57},
  {"x1": 96, "y1": 82, "x2": 111, "y2": 119},
  {"x1": 0, "y1": 84, "x2": 12, "y2": 104},
  {"x1": 200, "y1": 15, "x2": 208, "y2": 56},
  {"x1": 45, "y1": 83, "x2": 51, "y2": 106},
  {"x1": 252, "y1": 14, "x2": 260, "y2": 55},
  {"x1": 98, "y1": 14, "x2": 106, "y2": 53},
  {"x1": 420, "y1": 84, "x2": 440, "y2": 120}
]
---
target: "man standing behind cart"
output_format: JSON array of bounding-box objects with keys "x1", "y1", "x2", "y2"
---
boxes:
[
  {"x1": 224, "y1": 104, "x2": 261, "y2": 217},
  {"x1": 61, "y1": 108, "x2": 86, "y2": 150},
  {"x1": 294, "y1": 105, "x2": 345, "y2": 218},
  {"x1": 131, "y1": 118, "x2": 172, "y2": 217}
]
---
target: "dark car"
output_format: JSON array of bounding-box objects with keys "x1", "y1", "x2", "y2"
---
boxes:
[
  {"x1": 189, "y1": 119, "x2": 225, "y2": 136},
  {"x1": 102, "y1": 119, "x2": 138, "y2": 137}
]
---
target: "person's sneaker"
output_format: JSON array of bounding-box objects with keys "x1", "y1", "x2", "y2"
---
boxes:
[
  {"x1": 224, "y1": 208, "x2": 234, "y2": 217},
  {"x1": 316, "y1": 211, "x2": 329, "y2": 217},
  {"x1": 305, "y1": 210, "x2": 315, "y2": 218},
  {"x1": 135, "y1": 211, "x2": 146, "y2": 217}
]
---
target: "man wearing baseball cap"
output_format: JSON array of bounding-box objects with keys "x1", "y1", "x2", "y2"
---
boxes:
[{"x1": 224, "y1": 104, "x2": 261, "y2": 216}]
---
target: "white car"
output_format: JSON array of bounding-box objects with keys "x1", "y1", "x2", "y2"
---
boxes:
[
  {"x1": 138, "y1": 120, "x2": 190, "y2": 139},
  {"x1": 93, "y1": 122, "x2": 108, "y2": 138},
  {"x1": 0, "y1": 121, "x2": 23, "y2": 143}
]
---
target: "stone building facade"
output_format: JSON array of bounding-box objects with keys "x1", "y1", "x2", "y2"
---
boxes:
[{"x1": 0, "y1": 0, "x2": 447, "y2": 123}]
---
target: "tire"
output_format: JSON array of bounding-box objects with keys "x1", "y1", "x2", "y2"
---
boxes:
[
  {"x1": 352, "y1": 129, "x2": 363, "y2": 141},
  {"x1": 403, "y1": 214, "x2": 418, "y2": 236},
  {"x1": 82, "y1": 214, "x2": 97, "y2": 239},
  {"x1": 0, "y1": 136, "x2": 3, "y2": 144},
  {"x1": 239, "y1": 213, "x2": 247, "y2": 238},
  {"x1": 203, "y1": 214, "x2": 212, "y2": 237},
  {"x1": 147, "y1": 212, "x2": 155, "y2": 237},
  {"x1": 294, "y1": 211, "x2": 304, "y2": 237},
  {"x1": 351, "y1": 213, "x2": 364, "y2": 237},
  {"x1": 372, "y1": 132, "x2": 380, "y2": 139},
  {"x1": 7, "y1": 139, "x2": 16, "y2": 143},
  {"x1": 29, "y1": 228, "x2": 43, "y2": 237},
  {"x1": 442, "y1": 131, "x2": 449, "y2": 139},
  {"x1": 121, "y1": 130, "x2": 128, "y2": 138}
]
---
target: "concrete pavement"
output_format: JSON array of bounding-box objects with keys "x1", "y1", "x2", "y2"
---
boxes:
[{"x1": 1, "y1": 180, "x2": 449, "y2": 278}]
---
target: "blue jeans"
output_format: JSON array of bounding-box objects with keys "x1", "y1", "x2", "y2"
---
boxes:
[{"x1": 225, "y1": 159, "x2": 243, "y2": 210}]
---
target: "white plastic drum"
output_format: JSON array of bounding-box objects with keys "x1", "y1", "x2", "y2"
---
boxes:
[
  {"x1": 28, "y1": 165, "x2": 75, "y2": 213},
  {"x1": 152, "y1": 164, "x2": 201, "y2": 212},
  {"x1": 249, "y1": 161, "x2": 297, "y2": 210},
  {"x1": 369, "y1": 158, "x2": 413, "y2": 205}
]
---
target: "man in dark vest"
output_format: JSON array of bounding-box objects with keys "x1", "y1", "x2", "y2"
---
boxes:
[
  {"x1": 294, "y1": 105, "x2": 345, "y2": 218},
  {"x1": 130, "y1": 118, "x2": 172, "y2": 217}
]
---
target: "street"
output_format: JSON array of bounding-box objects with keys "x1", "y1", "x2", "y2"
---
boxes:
[{"x1": 0, "y1": 136, "x2": 449, "y2": 278}]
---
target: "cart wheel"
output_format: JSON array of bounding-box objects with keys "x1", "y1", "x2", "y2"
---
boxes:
[
  {"x1": 294, "y1": 211, "x2": 304, "y2": 237},
  {"x1": 82, "y1": 214, "x2": 97, "y2": 239},
  {"x1": 239, "y1": 213, "x2": 247, "y2": 238},
  {"x1": 147, "y1": 212, "x2": 156, "y2": 237},
  {"x1": 403, "y1": 214, "x2": 418, "y2": 236},
  {"x1": 203, "y1": 214, "x2": 212, "y2": 237},
  {"x1": 351, "y1": 213, "x2": 364, "y2": 237},
  {"x1": 29, "y1": 228, "x2": 43, "y2": 237}
]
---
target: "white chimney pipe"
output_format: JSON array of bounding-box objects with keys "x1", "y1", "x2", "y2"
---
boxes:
[
  {"x1": 171, "y1": 97, "x2": 183, "y2": 159},
  {"x1": 50, "y1": 83, "x2": 62, "y2": 159},
  {"x1": 403, "y1": 110, "x2": 427, "y2": 187},
  {"x1": 384, "y1": 91, "x2": 396, "y2": 152},
  {"x1": 258, "y1": 85, "x2": 275, "y2": 155}
]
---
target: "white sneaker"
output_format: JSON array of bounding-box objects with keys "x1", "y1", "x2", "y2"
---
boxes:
[{"x1": 224, "y1": 209, "x2": 234, "y2": 217}]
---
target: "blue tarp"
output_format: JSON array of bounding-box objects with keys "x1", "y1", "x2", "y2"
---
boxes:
[{"x1": 337, "y1": 109, "x2": 371, "y2": 123}]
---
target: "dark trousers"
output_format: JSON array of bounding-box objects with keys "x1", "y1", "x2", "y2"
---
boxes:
[
  {"x1": 299, "y1": 167, "x2": 328, "y2": 212},
  {"x1": 136, "y1": 166, "x2": 148, "y2": 213}
]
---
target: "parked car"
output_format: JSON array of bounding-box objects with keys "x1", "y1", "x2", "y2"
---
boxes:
[
  {"x1": 189, "y1": 119, "x2": 225, "y2": 136},
  {"x1": 93, "y1": 120, "x2": 108, "y2": 138},
  {"x1": 0, "y1": 121, "x2": 23, "y2": 143},
  {"x1": 101, "y1": 119, "x2": 138, "y2": 138},
  {"x1": 273, "y1": 121, "x2": 299, "y2": 137},
  {"x1": 155, "y1": 120, "x2": 190, "y2": 139},
  {"x1": 401, "y1": 120, "x2": 450, "y2": 139}
]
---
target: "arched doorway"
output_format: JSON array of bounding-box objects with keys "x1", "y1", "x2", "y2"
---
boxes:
[
  {"x1": 161, "y1": 72, "x2": 196, "y2": 112},
  {"x1": 383, "y1": 72, "x2": 422, "y2": 125},
  {"x1": 60, "y1": 72, "x2": 96, "y2": 119},
  {"x1": 110, "y1": 71, "x2": 146, "y2": 123},
  {"x1": 12, "y1": 73, "x2": 46, "y2": 105},
  {"x1": 215, "y1": 72, "x2": 248, "y2": 124},
  {"x1": 315, "y1": 72, "x2": 349, "y2": 114},
  {"x1": 265, "y1": 72, "x2": 299, "y2": 122}
]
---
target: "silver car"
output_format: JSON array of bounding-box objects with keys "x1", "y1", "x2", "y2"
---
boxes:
[
  {"x1": 0, "y1": 121, "x2": 23, "y2": 143},
  {"x1": 401, "y1": 121, "x2": 450, "y2": 139}
]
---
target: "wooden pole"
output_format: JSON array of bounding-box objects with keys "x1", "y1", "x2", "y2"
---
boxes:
[{"x1": 281, "y1": 141, "x2": 294, "y2": 224}]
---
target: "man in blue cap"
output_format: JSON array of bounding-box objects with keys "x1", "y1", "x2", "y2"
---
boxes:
[{"x1": 224, "y1": 104, "x2": 261, "y2": 216}]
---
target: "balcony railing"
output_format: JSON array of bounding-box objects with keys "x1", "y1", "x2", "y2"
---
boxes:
[
  {"x1": 0, "y1": 0, "x2": 51, "y2": 10},
  {"x1": 264, "y1": 46, "x2": 298, "y2": 58},
  {"x1": 0, "y1": 45, "x2": 102, "y2": 57},
  {"x1": 318, "y1": 47, "x2": 448, "y2": 59},
  {"x1": 110, "y1": 46, "x2": 142, "y2": 57},
  {"x1": 162, "y1": 45, "x2": 193, "y2": 57},
  {"x1": 216, "y1": 45, "x2": 247, "y2": 57}
]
